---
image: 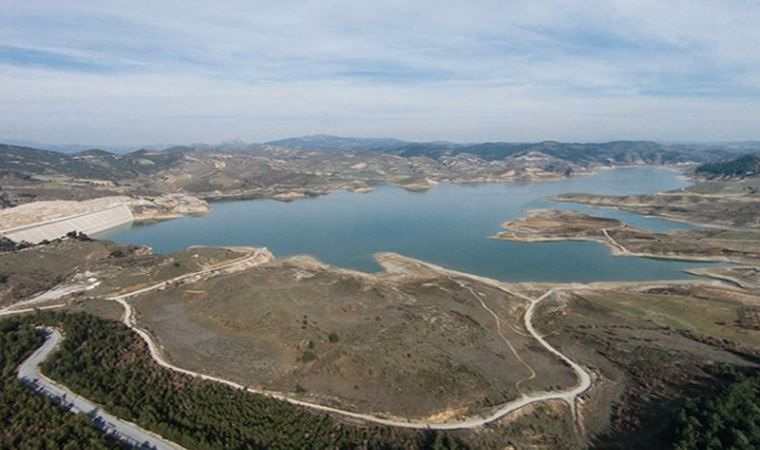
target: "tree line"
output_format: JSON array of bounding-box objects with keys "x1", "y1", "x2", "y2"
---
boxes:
[
  {"x1": 0, "y1": 317, "x2": 119, "y2": 449},
  {"x1": 4, "y1": 311, "x2": 467, "y2": 449},
  {"x1": 4, "y1": 309, "x2": 759, "y2": 448},
  {"x1": 672, "y1": 365, "x2": 760, "y2": 449},
  {"x1": 695, "y1": 153, "x2": 760, "y2": 178}
]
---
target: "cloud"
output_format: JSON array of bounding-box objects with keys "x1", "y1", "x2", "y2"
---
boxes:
[{"x1": 1, "y1": 0, "x2": 759, "y2": 145}]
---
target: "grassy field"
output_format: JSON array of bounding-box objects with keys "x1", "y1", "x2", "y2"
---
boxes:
[
  {"x1": 0, "y1": 239, "x2": 119, "y2": 307},
  {"x1": 0, "y1": 238, "x2": 257, "y2": 313},
  {"x1": 532, "y1": 284, "x2": 759, "y2": 448},
  {"x1": 711, "y1": 230, "x2": 760, "y2": 241},
  {"x1": 580, "y1": 286, "x2": 760, "y2": 349},
  {"x1": 132, "y1": 254, "x2": 578, "y2": 419}
]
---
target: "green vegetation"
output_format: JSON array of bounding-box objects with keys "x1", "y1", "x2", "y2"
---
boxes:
[
  {"x1": 131, "y1": 255, "x2": 577, "y2": 418},
  {"x1": 5, "y1": 311, "x2": 467, "y2": 449},
  {"x1": 0, "y1": 139, "x2": 724, "y2": 209},
  {"x1": 696, "y1": 153, "x2": 760, "y2": 178},
  {"x1": 108, "y1": 249, "x2": 126, "y2": 258},
  {"x1": 673, "y1": 366, "x2": 760, "y2": 449},
  {"x1": 0, "y1": 143, "x2": 186, "y2": 181},
  {"x1": 0, "y1": 237, "x2": 32, "y2": 253},
  {"x1": 0, "y1": 318, "x2": 117, "y2": 449},
  {"x1": 266, "y1": 136, "x2": 716, "y2": 164},
  {"x1": 712, "y1": 230, "x2": 760, "y2": 241},
  {"x1": 299, "y1": 350, "x2": 317, "y2": 363},
  {"x1": 580, "y1": 290, "x2": 760, "y2": 349}
]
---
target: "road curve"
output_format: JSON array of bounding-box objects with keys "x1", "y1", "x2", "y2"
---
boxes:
[
  {"x1": 17, "y1": 328, "x2": 185, "y2": 450},
  {"x1": 111, "y1": 256, "x2": 593, "y2": 430},
  {"x1": 11, "y1": 246, "x2": 592, "y2": 432},
  {"x1": 602, "y1": 228, "x2": 630, "y2": 254}
]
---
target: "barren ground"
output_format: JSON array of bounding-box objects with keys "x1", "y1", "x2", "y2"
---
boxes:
[{"x1": 131, "y1": 253, "x2": 578, "y2": 419}]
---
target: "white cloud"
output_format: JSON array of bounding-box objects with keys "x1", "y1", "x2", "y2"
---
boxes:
[{"x1": 0, "y1": 0, "x2": 759, "y2": 144}]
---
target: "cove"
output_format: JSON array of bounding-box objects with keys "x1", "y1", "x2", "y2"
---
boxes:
[{"x1": 99, "y1": 168, "x2": 715, "y2": 283}]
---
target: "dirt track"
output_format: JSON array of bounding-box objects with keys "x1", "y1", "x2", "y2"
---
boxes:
[{"x1": 110, "y1": 252, "x2": 593, "y2": 430}]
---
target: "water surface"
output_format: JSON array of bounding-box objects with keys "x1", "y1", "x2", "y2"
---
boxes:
[{"x1": 100, "y1": 168, "x2": 712, "y2": 282}]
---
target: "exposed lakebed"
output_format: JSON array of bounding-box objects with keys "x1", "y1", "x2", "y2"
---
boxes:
[{"x1": 100, "y1": 167, "x2": 714, "y2": 282}]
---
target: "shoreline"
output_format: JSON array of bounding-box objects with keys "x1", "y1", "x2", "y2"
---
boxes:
[
  {"x1": 7, "y1": 164, "x2": 742, "y2": 287},
  {"x1": 1, "y1": 164, "x2": 693, "y2": 240},
  {"x1": 491, "y1": 233, "x2": 745, "y2": 265},
  {"x1": 3, "y1": 245, "x2": 754, "y2": 434},
  {"x1": 549, "y1": 198, "x2": 750, "y2": 231},
  {"x1": 105, "y1": 250, "x2": 592, "y2": 430}
]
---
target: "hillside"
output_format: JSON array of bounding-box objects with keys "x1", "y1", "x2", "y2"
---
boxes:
[
  {"x1": 0, "y1": 138, "x2": 735, "y2": 209},
  {"x1": 395, "y1": 140, "x2": 714, "y2": 164},
  {"x1": 2, "y1": 237, "x2": 756, "y2": 448},
  {"x1": 132, "y1": 253, "x2": 578, "y2": 418},
  {"x1": 695, "y1": 153, "x2": 760, "y2": 178},
  {"x1": 0, "y1": 144, "x2": 185, "y2": 181},
  {"x1": 265, "y1": 134, "x2": 411, "y2": 151},
  {"x1": 263, "y1": 136, "x2": 724, "y2": 164}
]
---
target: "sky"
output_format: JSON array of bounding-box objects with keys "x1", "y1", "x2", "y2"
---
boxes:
[{"x1": 1, "y1": 0, "x2": 760, "y2": 146}]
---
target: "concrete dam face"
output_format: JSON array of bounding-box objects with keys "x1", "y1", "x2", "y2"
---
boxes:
[{"x1": 2, "y1": 203, "x2": 134, "y2": 244}]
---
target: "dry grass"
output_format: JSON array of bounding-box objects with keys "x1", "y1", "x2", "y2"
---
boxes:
[{"x1": 132, "y1": 254, "x2": 578, "y2": 418}]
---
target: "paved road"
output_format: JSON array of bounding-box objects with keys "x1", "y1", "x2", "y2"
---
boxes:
[
  {"x1": 17, "y1": 328, "x2": 184, "y2": 450},
  {"x1": 16, "y1": 247, "x2": 593, "y2": 432}
]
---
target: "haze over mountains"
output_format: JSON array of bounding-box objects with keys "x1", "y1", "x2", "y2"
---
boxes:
[
  {"x1": 4, "y1": 134, "x2": 758, "y2": 156},
  {"x1": 1, "y1": 135, "x2": 757, "y2": 211},
  {"x1": 2, "y1": 136, "x2": 757, "y2": 184},
  {"x1": 0, "y1": 136, "x2": 745, "y2": 183}
]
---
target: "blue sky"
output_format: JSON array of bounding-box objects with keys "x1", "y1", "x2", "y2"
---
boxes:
[{"x1": 1, "y1": 0, "x2": 759, "y2": 146}]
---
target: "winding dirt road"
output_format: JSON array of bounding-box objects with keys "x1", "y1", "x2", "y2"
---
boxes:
[
  {"x1": 109, "y1": 253, "x2": 593, "y2": 430},
  {"x1": 602, "y1": 228, "x2": 631, "y2": 254},
  {"x1": 12, "y1": 246, "x2": 592, "y2": 432}
]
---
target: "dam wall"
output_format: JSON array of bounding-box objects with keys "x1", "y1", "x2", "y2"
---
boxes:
[{"x1": 1, "y1": 203, "x2": 134, "y2": 243}]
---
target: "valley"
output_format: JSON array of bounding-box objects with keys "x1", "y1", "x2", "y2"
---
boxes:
[
  {"x1": 2, "y1": 234, "x2": 758, "y2": 448},
  {"x1": 1, "y1": 140, "x2": 759, "y2": 448}
]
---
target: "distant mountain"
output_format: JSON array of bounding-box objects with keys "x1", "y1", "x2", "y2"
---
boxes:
[
  {"x1": 76, "y1": 149, "x2": 114, "y2": 157},
  {"x1": 696, "y1": 153, "x2": 760, "y2": 178},
  {"x1": 265, "y1": 134, "x2": 412, "y2": 151},
  {"x1": 3, "y1": 135, "x2": 752, "y2": 164},
  {"x1": 385, "y1": 140, "x2": 723, "y2": 165},
  {"x1": 0, "y1": 139, "x2": 136, "y2": 154},
  {"x1": 0, "y1": 139, "x2": 95, "y2": 154},
  {"x1": 261, "y1": 135, "x2": 729, "y2": 165},
  {"x1": 684, "y1": 141, "x2": 760, "y2": 154},
  {"x1": 0, "y1": 138, "x2": 755, "y2": 209},
  {"x1": 0, "y1": 143, "x2": 185, "y2": 180},
  {"x1": 0, "y1": 138, "x2": 188, "y2": 154},
  {"x1": 1, "y1": 138, "x2": 745, "y2": 183}
]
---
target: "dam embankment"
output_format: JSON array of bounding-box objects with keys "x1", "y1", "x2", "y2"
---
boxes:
[{"x1": 0, "y1": 198, "x2": 134, "y2": 243}]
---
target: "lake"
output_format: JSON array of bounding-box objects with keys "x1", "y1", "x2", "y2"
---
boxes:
[{"x1": 99, "y1": 167, "x2": 714, "y2": 282}]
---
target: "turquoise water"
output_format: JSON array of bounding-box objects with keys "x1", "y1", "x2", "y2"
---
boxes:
[{"x1": 100, "y1": 168, "x2": 713, "y2": 282}]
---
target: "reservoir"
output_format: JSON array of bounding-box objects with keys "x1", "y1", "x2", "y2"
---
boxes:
[{"x1": 100, "y1": 167, "x2": 714, "y2": 282}]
